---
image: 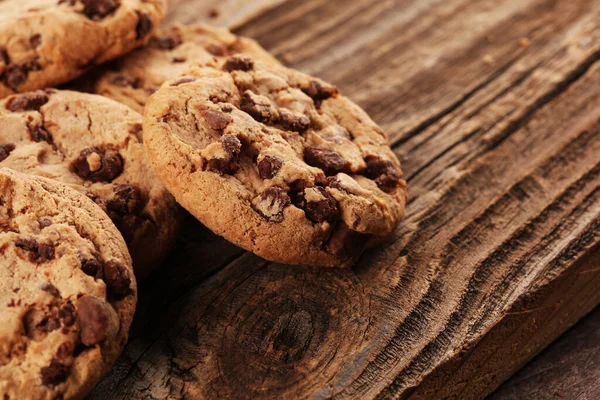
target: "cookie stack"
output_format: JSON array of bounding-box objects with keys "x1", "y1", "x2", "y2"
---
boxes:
[{"x1": 0, "y1": 2, "x2": 407, "y2": 398}]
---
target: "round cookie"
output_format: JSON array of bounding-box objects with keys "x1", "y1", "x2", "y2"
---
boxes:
[
  {"x1": 95, "y1": 24, "x2": 279, "y2": 113},
  {"x1": 0, "y1": 89, "x2": 180, "y2": 277},
  {"x1": 0, "y1": 0, "x2": 166, "y2": 99},
  {"x1": 143, "y1": 57, "x2": 408, "y2": 268},
  {"x1": 0, "y1": 168, "x2": 136, "y2": 399}
]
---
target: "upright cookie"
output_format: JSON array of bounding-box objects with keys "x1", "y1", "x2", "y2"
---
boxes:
[
  {"x1": 143, "y1": 58, "x2": 408, "y2": 267},
  {"x1": 0, "y1": 0, "x2": 166, "y2": 98},
  {"x1": 0, "y1": 168, "x2": 136, "y2": 399},
  {"x1": 0, "y1": 89, "x2": 180, "y2": 277},
  {"x1": 95, "y1": 24, "x2": 278, "y2": 113}
]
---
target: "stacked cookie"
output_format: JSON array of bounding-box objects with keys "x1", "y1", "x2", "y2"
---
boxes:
[{"x1": 0, "y1": 2, "x2": 407, "y2": 398}]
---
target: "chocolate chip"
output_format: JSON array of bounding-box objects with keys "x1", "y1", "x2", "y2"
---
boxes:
[
  {"x1": 76, "y1": 296, "x2": 109, "y2": 346},
  {"x1": 222, "y1": 134, "x2": 242, "y2": 157},
  {"x1": 40, "y1": 361, "x2": 69, "y2": 386},
  {"x1": 326, "y1": 221, "x2": 370, "y2": 261},
  {"x1": 135, "y1": 11, "x2": 153, "y2": 40},
  {"x1": 365, "y1": 157, "x2": 400, "y2": 191},
  {"x1": 6, "y1": 90, "x2": 49, "y2": 112},
  {"x1": 29, "y1": 125, "x2": 53, "y2": 143},
  {"x1": 258, "y1": 155, "x2": 283, "y2": 179},
  {"x1": 23, "y1": 308, "x2": 61, "y2": 340},
  {"x1": 59, "y1": 303, "x2": 76, "y2": 327},
  {"x1": 0, "y1": 48, "x2": 9, "y2": 65},
  {"x1": 3, "y1": 58, "x2": 41, "y2": 91},
  {"x1": 56, "y1": 341, "x2": 74, "y2": 359},
  {"x1": 304, "y1": 146, "x2": 347, "y2": 175},
  {"x1": 205, "y1": 43, "x2": 228, "y2": 57},
  {"x1": 15, "y1": 238, "x2": 55, "y2": 262},
  {"x1": 294, "y1": 186, "x2": 338, "y2": 223},
  {"x1": 172, "y1": 56, "x2": 187, "y2": 63},
  {"x1": 4, "y1": 65, "x2": 27, "y2": 90},
  {"x1": 279, "y1": 110, "x2": 310, "y2": 133},
  {"x1": 254, "y1": 186, "x2": 291, "y2": 223},
  {"x1": 81, "y1": 258, "x2": 101, "y2": 277},
  {"x1": 30, "y1": 34, "x2": 42, "y2": 48},
  {"x1": 39, "y1": 218, "x2": 53, "y2": 228},
  {"x1": 41, "y1": 283, "x2": 60, "y2": 298},
  {"x1": 103, "y1": 260, "x2": 132, "y2": 299},
  {"x1": 325, "y1": 176, "x2": 345, "y2": 191},
  {"x1": 72, "y1": 147, "x2": 124, "y2": 182},
  {"x1": 200, "y1": 109, "x2": 232, "y2": 131},
  {"x1": 170, "y1": 77, "x2": 195, "y2": 86},
  {"x1": 301, "y1": 80, "x2": 338, "y2": 108},
  {"x1": 128, "y1": 122, "x2": 143, "y2": 141},
  {"x1": 240, "y1": 92, "x2": 275, "y2": 123},
  {"x1": 107, "y1": 185, "x2": 142, "y2": 214},
  {"x1": 0, "y1": 144, "x2": 15, "y2": 162},
  {"x1": 73, "y1": 0, "x2": 120, "y2": 20},
  {"x1": 148, "y1": 34, "x2": 182, "y2": 50},
  {"x1": 106, "y1": 185, "x2": 145, "y2": 242},
  {"x1": 223, "y1": 55, "x2": 254, "y2": 72},
  {"x1": 206, "y1": 134, "x2": 242, "y2": 174}
]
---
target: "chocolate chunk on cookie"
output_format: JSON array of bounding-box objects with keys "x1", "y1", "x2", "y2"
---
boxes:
[
  {"x1": 72, "y1": 147, "x2": 124, "y2": 182},
  {"x1": 0, "y1": 90, "x2": 181, "y2": 277},
  {"x1": 143, "y1": 57, "x2": 407, "y2": 267},
  {"x1": 0, "y1": 0, "x2": 166, "y2": 98},
  {"x1": 0, "y1": 168, "x2": 136, "y2": 400},
  {"x1": 6, "y1": 90, "x2": 48, "y2": 111},
  {"x1": 95, "y1": 24, "x2": 279, "y2": 113},
  {"x1": 76, "y1": 295, "x2": 110, "y2": 346}
]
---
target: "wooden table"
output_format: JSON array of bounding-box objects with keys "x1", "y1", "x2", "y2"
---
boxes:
[
  {"x1": 493, "y1": 305, "x2": 600, "y2": 399},
  {"x1": 91, "y1": 0, "x2": 600, "y2": 398}
]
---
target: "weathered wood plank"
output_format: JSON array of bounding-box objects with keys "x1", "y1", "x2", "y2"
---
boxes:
[
  {"x1": 491, "y1": 305, "x2": 600, "y2": 399},
  {"x1": 164, "y1": 0, "x2": 285, "y2": 28},
  {"x1": 92, "y1": 0, "x2": 600, "y2": 398}
]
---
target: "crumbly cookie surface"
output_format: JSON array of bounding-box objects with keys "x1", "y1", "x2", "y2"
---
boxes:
[
  {"x1": 0, "y1": 89, "x2": 180, "y2": 276},
  {"x1": 143, "y1": 58, "x2": 408, "y2": 267},
  {"x1": 0, "y1": 0, "x2": 166, "y2": 98},
  {"x1": 0, "y1": 168, "x2": 136, "y2": 400},
  {"x1": 95, "y1": 24, "x2": 278, "y2": 113}
]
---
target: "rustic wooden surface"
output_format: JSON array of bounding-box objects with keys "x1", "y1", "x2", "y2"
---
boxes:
[
  {"x1": 91, "y1": 0, "x2": 600, "y2": 398},
  {"x1": 492, "y1": 305, "x2": 600, "y2": 399}
]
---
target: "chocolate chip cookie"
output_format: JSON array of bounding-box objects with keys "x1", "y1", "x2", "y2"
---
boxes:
[
  {"x1": 95, "y1": 24, "x2": 278, "y2": 113},
  {"x1": 143, "y1": 58, "x2": 408, "y2": 267},
  {"x1": 0, "y1": 89, "x2": 181, "y2": 277},
  {"x1": 0, "y1": 168, "x2": 136, "y2": 399},
  {"x1": 0, "y1": 0, "x2": 166, "y2": 99}
]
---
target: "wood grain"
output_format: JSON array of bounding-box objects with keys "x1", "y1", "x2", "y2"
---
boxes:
[
  {"x1": 92, "y1": 0, "x2": 600, "y2": 398},
  {"x1": 164, "y1": 0, "x2": 285, "y2": 28},
  {"x1": 492, "y1": 305, "x2": 600, "y2": 399}
]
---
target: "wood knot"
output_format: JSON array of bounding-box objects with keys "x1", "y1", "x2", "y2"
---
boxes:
[
  {"x1": 168, "y1": 263, "x2": 371, "y2": 398},
  {"x1": 272, "y1": 310, "x2": 313, "y2": 363}
]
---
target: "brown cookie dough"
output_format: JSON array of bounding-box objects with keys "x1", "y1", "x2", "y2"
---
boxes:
[
  {"x1": 0, "y1": 0, "x2": 166, "y2": 98},
  {"x1": 0, "y1": 168, "x2": 136, "y2": 400},
  {"x1": 95, "y1": 23, "x2": 278, "y2": 113},
  {"x1": 143, "y1": 57, "x2": 408, "y2": 267},
  {"x1": 0, "y1": 89, "x2": 181, "y2": 277}
]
